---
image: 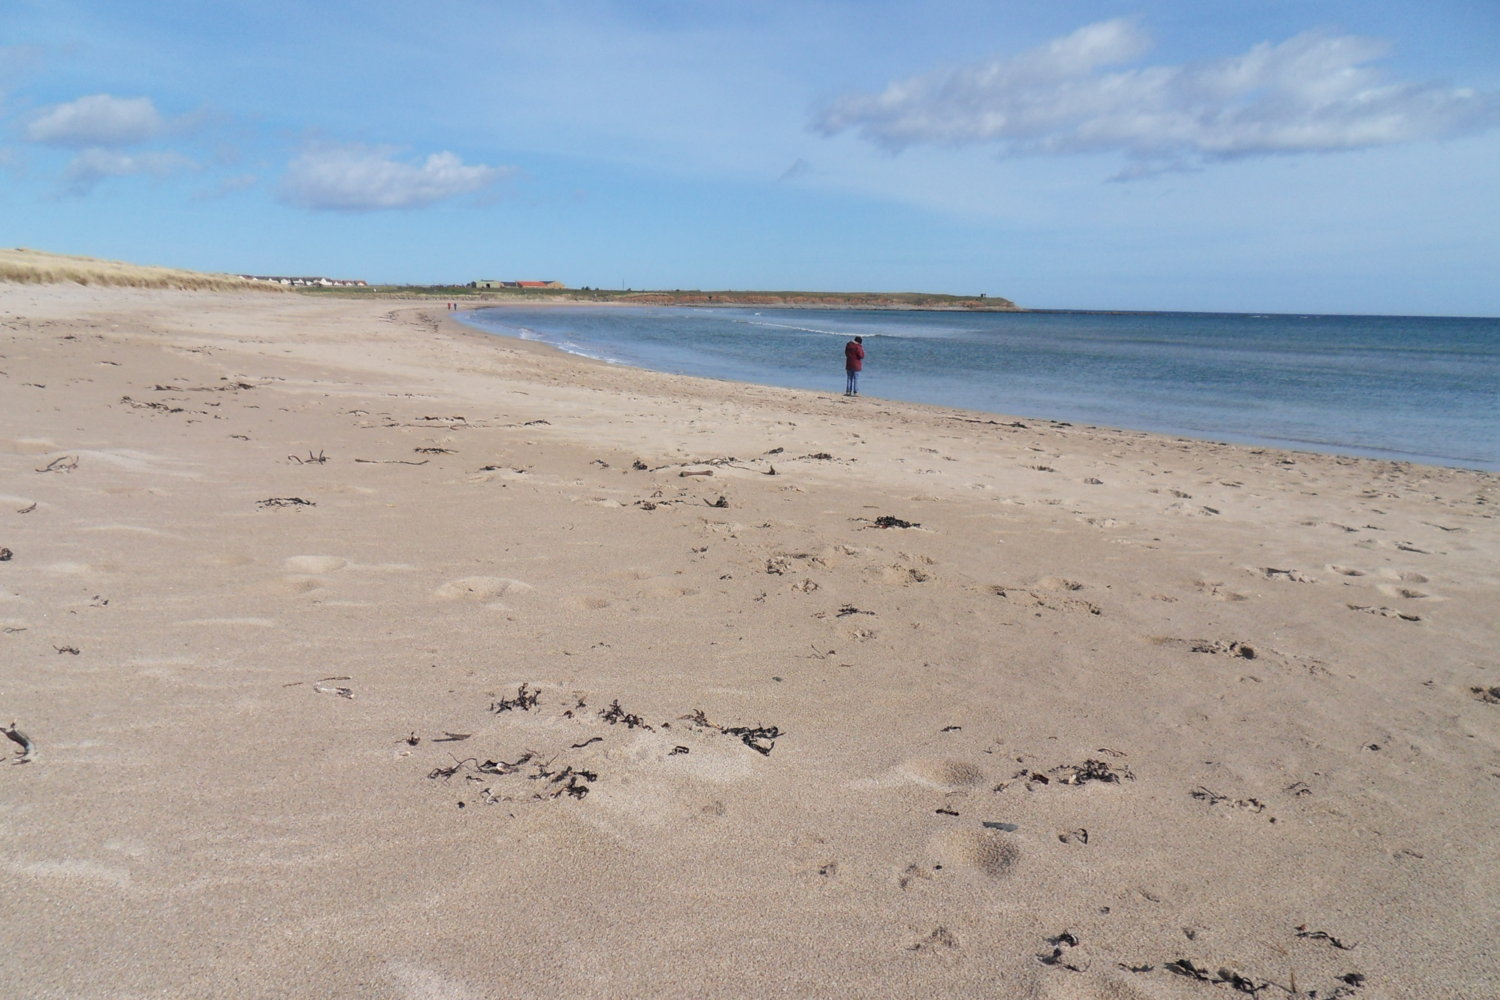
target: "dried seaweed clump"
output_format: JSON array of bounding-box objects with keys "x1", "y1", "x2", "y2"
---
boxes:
[
  {"x1": 681, "y1": 709, "x2": 783, "y2": 756},
  {"x1": 490, "y1": 683, "x2": 540, "y2": 713},
  {"x1": 599, "y1": 700, "x2": 651, "y2": 729}
]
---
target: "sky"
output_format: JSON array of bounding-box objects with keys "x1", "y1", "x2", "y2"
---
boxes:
[{"x1": 4, "y1": 0, "x2": 1499, "y2": 315}]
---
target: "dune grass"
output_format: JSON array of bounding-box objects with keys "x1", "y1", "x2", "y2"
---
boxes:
[{"x1": 0, "y1": 248, "x2": 280, "y2": 292}]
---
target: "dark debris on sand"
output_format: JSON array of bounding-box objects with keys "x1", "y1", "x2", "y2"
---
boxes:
[
  {"x1": 681, "y1": 709, "x2": 783, "y2": 756},
  {"x1": 600, "y1": 699, "x2": 651, "y2": 729},
  {"x1": 257, "y1": 496, "x2": 316, "y2": 508},
  {"x1": 490, "y1": 683, "x2": 540, "y2": 713},
  {"x1": 1004, "y1": 758, "x2": 1135, "y2": 790}
]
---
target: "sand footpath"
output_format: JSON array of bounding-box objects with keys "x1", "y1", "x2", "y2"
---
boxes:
[{"x1": 2, "y1": 283, "x2": 1497, "y2": 999}]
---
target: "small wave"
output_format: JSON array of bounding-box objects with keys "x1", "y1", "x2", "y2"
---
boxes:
[
  {"x1": 551, "y1": 340, "x2": 629, "y2": 365},
  {"x1": 742, "y1": 319, "x2": 851, "y2": 336}
]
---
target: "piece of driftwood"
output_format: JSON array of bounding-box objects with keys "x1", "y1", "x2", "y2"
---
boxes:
[
  {"x1": 312, "y1": 679, "x2": 354, "y2": 699},
  {"x1": 3, "y1": 722, "x2": 36, "y2": 763},
  {"x1": 35, "y1": 456, "x2": 78, "y2": 474}
]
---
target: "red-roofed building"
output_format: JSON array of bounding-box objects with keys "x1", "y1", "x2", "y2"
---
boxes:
[{"x1": 471, "y1": 279, "x2": 566, "y2": 289}]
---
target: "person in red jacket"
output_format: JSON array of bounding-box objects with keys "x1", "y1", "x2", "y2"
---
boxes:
[{"x1": 844, "y1": 336, "x2": 865, "y2": 396}]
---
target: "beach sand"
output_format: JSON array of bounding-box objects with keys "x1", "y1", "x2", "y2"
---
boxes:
[{"x1": 1, "y1": 282, "x2": 1496, "y2": 999}]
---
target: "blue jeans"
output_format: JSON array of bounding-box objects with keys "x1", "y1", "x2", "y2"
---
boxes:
[{"x1": 845, "y1": 369, "x2": 859, "y2": 394}]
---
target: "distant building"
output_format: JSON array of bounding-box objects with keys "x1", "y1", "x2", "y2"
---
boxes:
[
  {"x1": 240, "y1": 275, "x2": 367, "y2": 287},
  {"x1": 471, "y1": 279, "x2": 566, "y2": 290}
]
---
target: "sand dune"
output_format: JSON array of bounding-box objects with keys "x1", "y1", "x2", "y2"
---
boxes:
[
  {"x1": 1, "y1": 282, "x2": 1496, "y2": 999},
  {"x1": 0, "y1": 247, "x2": 275, "y2": 292}
]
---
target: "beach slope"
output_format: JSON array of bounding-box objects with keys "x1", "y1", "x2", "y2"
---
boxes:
[{"x1": 1, "y1": 282, "x2": 1496, "y2": 999}]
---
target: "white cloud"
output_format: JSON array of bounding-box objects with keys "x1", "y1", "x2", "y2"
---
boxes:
[
  {"x1": 278, "y1": 144, "x2": 514, "y2": 211},
  {"x1": 813, "y1": 19, "x2": 1500, "y2": 176},
  {"x1": 26, "y1": 94, "x2": 166, "y2": 146},
  {"x1": 61, "y1": 147, "x2": 196, "y2": 194}
]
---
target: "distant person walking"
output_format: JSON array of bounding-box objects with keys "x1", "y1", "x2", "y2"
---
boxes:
[{"x1": 844, "y1": 336, "x2": 865, "y2": 396}]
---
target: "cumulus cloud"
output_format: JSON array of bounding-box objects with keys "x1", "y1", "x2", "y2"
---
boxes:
[
  {"x1": 26, "y1": 94, "x2": 166, "y2": 146},
  {"x1": 278, "y1": 144, "x2": 514, "y2": 211},
  {"x1": 814, "y1": 19, "x2": 1500, "y2": 175},
  {"x1": 61, "y1": 148, "x2": 196, "y2": 194}
]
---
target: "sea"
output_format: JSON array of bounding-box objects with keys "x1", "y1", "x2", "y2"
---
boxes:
[{"x1": 458, "y1": 306, "x2": 1500, "y2": 473}]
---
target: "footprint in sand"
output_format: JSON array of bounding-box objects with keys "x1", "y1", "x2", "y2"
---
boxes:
[
  {"x1": 175, "y1": 617, "x2": 279, "y2": 628},
  {"x1": 1260, "y1": 567, "x2": 1316, "y2": 583},
  {"x1": 647, "y1": 583, "x2": 699, "y2": 599},
  {"x1": 1153, "y1": 636, "x2": 1258, "y2": 659},
  {"x1": 1195, "y1": 580, "x2": 1250, "y2": 602},
  {"x1": 200, "y1": 552, "x2": 255, "y2": 567},
  {"x1": 283, "y1": 555, "x2": 347, "y2": 574},
  {"x1": 39, "y1": 561, "x2": 113, "y2": 575},
  {"x1": 900, "y1": 757, "x2": 987, "y2": 791},
  {"x1": 853, "y1": 756, "x2": 986, "y2": 794},
  {"x1": 906, "y1": 926, "x2": 961, "y2": 953},
  {"x1": 1326, "y1": 564, "x2": 1366, "y2": 577},
  {"x1": 1376, "y1": 584, "x2": 1433, "y2": 600},
  {"x1": 925, "y1": 827, "x2": 1020, "y2": 879},
  {"x1": 1348, "y1": 603, "x2": 1421, "y2": 622},
  {"x1": 565, "y1": 595, "x2": 611, "y2": 611},
  {"x1": 874, "y1": 555, "x2": 935, "y2": 586},
  {"x1": 432, "y1": 576, "x2": 533, "y2": 602},
  {"x1": 258, "y1": 575, "x2": 325, "y2": 595},
  {"x1": 993, "y1": 584, "x2": 1102, "y2": 616},
  {"x1": 0, "y1": 437, "x2": 63, "y2": 455},
  {"x1": 1375, "y1": 568, "x2": 1429, "y2": 584}
]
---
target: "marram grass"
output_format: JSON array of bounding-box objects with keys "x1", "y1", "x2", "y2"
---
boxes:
[{"x1": 0, "y1": 248, "x2": 280, "y2": 292}]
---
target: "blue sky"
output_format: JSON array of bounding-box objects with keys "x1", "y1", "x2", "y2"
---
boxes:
[{"x1": 4, "y1": 0, "x2": 1498, "y2": 314}]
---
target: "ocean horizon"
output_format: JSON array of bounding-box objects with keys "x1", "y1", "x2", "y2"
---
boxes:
[{"x1": 459, "y1": 305, "x2": 1500, "y2": 473}]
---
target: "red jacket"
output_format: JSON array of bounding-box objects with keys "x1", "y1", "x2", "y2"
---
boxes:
[{"x1": 844, "y1": 340, "x2": 865, "y2": 371}]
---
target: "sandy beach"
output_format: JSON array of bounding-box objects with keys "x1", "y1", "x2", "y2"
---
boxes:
[{"x1": 2, "y1": 281, "x2": 1497, "y2": 999}]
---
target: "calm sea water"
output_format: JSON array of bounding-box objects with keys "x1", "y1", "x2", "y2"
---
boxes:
[{"x1": 460, "y1": 306, "x2": 1500, "y2": 472}]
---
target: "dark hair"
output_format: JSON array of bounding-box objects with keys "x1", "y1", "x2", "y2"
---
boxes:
[{"x1": 854, "y1": 336, "x2": 863, "y2": 343}]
